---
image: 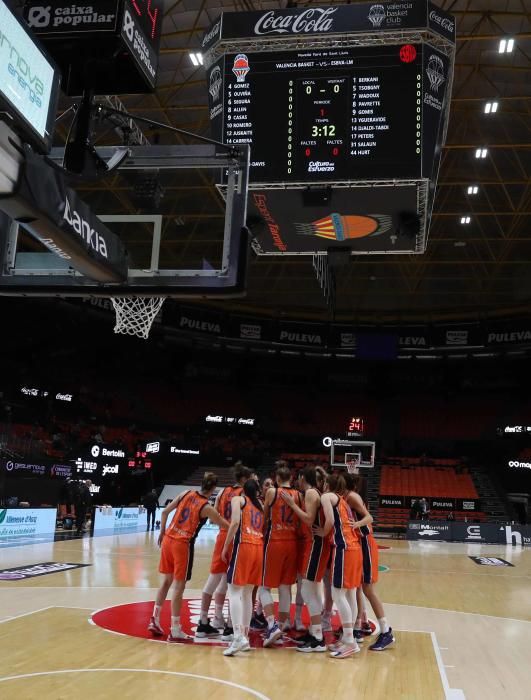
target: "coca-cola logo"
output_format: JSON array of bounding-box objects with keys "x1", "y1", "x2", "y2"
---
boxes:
[
  {"x1": 202, "y1": 20, "x2": 221, "y2": 47},
  {"x1": 254, "y1": 8, "x2": 337, "y2": 36},
  {"x1": 429, "y1": 10, "x2": 455, "y2": 34}
]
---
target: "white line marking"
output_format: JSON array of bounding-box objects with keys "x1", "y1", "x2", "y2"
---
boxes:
[
  {"x1": 430, "y1": 632, "x2": 465, "y2": 700},
  {"x1": 388, "y1": 602, "x2": 531, "y2": 624},
  {"x1": 0, "y1": 669, "x2": 271, "y2": 699},
  {"x1": 0, "y1": 607, "x2": 53, "y2": 623}
]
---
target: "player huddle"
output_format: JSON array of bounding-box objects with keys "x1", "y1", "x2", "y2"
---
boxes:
[{"x1": 149, "y1": 461, "x2": 394, "y2": 659}]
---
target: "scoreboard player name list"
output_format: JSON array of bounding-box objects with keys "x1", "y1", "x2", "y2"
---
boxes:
[{"x1": 223, "y1": 50, "x2": 419, "y2": 178}]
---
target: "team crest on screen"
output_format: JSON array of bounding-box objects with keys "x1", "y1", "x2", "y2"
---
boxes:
[
  {"x1": 426, "y1": 55, "x2": 445, "y2": 92},
  {"x1": 232, "y1": 54, "x2": 250, "y2": 82},
  {"x1": 209, "y1": 66, "x2": 222, "y2": 101},
  {"x1": 368, "y1": 5, "x2": 386, "y2": 28}
]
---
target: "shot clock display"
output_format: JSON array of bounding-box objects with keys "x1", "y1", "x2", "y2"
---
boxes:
[{"x1": 210, "y1": 43, "x2": 430, "y2": 182}]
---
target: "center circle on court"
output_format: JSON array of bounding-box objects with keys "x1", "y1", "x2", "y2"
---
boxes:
[
  {"x1": 0, "y1": 669, "x2": 271, "y2": 700},
  {"x1": 90, "y1": 600, "x2": 369, "y2": 647}
]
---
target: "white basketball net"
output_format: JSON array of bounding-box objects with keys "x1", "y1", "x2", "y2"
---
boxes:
[
  {"x1": 346, "y1": 459, "x2": 360, "y2": 474},
  {"x1": 111, "y1": 296, "x2": 166, "y2": 340}
]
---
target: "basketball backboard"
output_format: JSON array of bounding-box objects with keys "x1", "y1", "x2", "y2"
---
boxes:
[
  {"x1": 330, "y1": 440, "x2": 375, "y2": 469},
  {"x1": 0, "y1": 143, "x2": 249, "y2": 298}
]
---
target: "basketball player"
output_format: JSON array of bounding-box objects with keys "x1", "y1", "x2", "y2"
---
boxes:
[
  {"x1": 259, "y1": 462, "x2": 302, "y2": 646},
  {"x1": 221, "y1": 478, "x2": 264, "y2": 656},
  {"x1": 280, "y1": 465, "x2": 329, "y2": 652},
  {"x1": 197, "y1": 464, "x2": 252, "y2": 640},
  {"x1": 315, "y1": 473, "x2": 365, "y2": 659},
  {"x1": 248, "y1": 475, "x2": 275, "y2": 631},
  {"x1": 148, "y1": 473, "x2": 228, "y2": 642},
  {"x1": 345, "y1": 473, "x2": 394, "y2": 651}
]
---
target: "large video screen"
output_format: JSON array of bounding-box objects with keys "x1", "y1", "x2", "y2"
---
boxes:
[
  {"x1": 0, "y1": 0, "x2": 59, "y2": 151},
  {"x1": 210, "y1": 43, "x2": 424, "y2": 182}
]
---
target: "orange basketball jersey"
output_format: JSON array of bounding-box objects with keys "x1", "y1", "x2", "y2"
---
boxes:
[
  {"x1": 266, "y1": 487, "x2": 301, "y2": 541},
  {"x1": 216, "y1": 485, "x2": 243, "y2": 521},
  {"x1": 238, "y1": 496, "x2": 264, "y2": 545},
  {"x1": 166, "y1": 490, "x2": 208, "y2": 542},
  {"x1": 331, "y1": 495, "x2": 359, "y2": 549}
]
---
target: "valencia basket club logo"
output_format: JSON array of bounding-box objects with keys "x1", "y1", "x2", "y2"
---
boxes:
[
  {"x1": 209, "y1": 66, "x2": 222, "y2": 101},
  {"x1": 295, "y1": 213, "x2": 392, "y2": 242},
  {"x1": 426, "y1": 55, "x2": 445, "y2": 93},
  {"x1": 232, "y1": 54, "x2": 250, "y2": 82},
  {"x1": 368, "y1": 5, "x2": 386, "y2": 28}
]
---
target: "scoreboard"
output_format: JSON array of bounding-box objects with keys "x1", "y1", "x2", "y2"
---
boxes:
[{"x1": 211, "y1": 44, "x2": 426, "y2": 182}]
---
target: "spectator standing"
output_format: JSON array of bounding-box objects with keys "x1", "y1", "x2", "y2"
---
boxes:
[
  {"x1": 75, "y1": 480, "x2": 92, "y2": 535},
  {"x1": 142, "y1": 489, "x2": 159, "y2": 531}
]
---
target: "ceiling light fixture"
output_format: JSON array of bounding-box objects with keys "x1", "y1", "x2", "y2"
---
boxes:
[
  {"x1": 189, "y1": 52, "x2": 203, "y2": 66},
  {"x1": 475, "y1": 148, "x2": 488, "y2": 159},
  {"x1": 498, "y1": 38, "x2": 515, "y2": 53},
  {"x1": 484, "y1": 101, "x2": 499, "y2": 114},
  {"x1": 460, "y1": 216, "x2": 471, "y2": 225},
  {"x1": 467, "y1": 185, "x2": 479, "y2": 195}
]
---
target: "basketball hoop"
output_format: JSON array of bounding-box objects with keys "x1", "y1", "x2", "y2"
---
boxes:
[{"x1": 111, "y1": 296, "x2": 166, "y2": 340}]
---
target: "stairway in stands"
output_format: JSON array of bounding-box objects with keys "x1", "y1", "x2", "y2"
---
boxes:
[
  {"x1": 469, "y1": 465, "x2": 509, "y2": 522},
  {"x1": 182, "y1": 466, "x2": 234, "y2": 487},
  {"x1": 365, "y1": 461, "x2": 381, "y2": 519}
]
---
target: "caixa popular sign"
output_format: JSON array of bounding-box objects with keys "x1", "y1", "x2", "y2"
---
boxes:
[{"x1": 23, "y1": 0, "x2": 162, "y2": 94}]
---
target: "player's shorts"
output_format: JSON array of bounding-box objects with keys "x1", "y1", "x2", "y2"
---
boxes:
[
  {"x1": 330, "y1": 544, "x2": 362, "y2": 589},
  {"x1": 262, "y1": 538, "x2": 298, "y2": 587},
  {"x1": 299, "y1": 536, "x2": 331, "y2": 583},
  {"x1": 227, "y1": 541, "x2": 263, "y2": 586},
  {"x1": 159, "y1": 536, "x2": 194, "y2": 581},
  {"x1": 210, "y1": 529, "x2": 230, "y2": 574},
  {"x1": 360, "y1": 534, "x2": 379, "y2": 584}
]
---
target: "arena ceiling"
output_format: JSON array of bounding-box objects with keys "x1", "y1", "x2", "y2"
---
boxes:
[{"x1": 16, "y1": 0, "x2": 531, "y2": 323}]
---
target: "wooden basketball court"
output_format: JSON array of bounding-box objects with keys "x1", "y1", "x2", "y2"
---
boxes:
[{"x1": 0, "y1": 529, "x2": 529, "y2": 700}]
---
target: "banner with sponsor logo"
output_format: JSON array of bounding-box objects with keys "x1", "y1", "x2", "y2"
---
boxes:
[
  {"x1": 406, "y1": 520, "x2": 452, "y2": 540},
  {"x1": 0, "y1": 508, "x2": 57, "y2": 538},
  {"x1": 469, "y1": 556, "x2": 514, "y2": 567},
  {"x1": 408, "y1": 521, "x2": 531, "y2": 546},
  {"x1": 277, "y1": 320, "x2": 326, "y2": 348},
  {"x1": 432, "y1": 324, "x2": 483, "y2": 348},
  {"x1": 379, "y1": 496, "x2": 481, "y2": 511},
  {"x1": 0, "y1": 561, "x2": 90, "y2": 580},
  {"x1": 228, "y1": 315, "x2": 274, "y2": 343},
  {"x1": 207, "y1": 2, "x2": 448, "y2": 43},
  {"x1": 329, "y1": 324, "x2": 356, "y2": 351},
  {"x1": 249, "y1": 186, "x2": 422, "y2": 255},
  {"x1": 379, "y1": 495, "x2": 405, "y2": 508},
  {"x1": 485, "y1": 321, "x2": 531, "y2": 348},
  {"x1": 2, "y1": 459, "x2": 47, "y2": 477},
  {"x1": 176, "y1": 306, "x2": 226, "y2": 336},
  {"x1": 93, "y1": 506, "x2": 150, "y2": 533},
  {"x1": 24, "y1": 1, "x2": 120, "y2": 35},
  {"x1": 456, "y1": 498, "x2": 481, "y2": 512},
  {"x1": 427, "y1": 1, "x2": 456, "y2": 42}
]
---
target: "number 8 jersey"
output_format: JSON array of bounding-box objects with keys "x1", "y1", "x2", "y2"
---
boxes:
[{"x1": 166, "y1": 490, "x2": 208, "y2": 541}]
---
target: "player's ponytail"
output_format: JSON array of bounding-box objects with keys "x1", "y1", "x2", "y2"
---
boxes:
[
  {"x1": 201, "y1": 472, "x2": 218, "y2": 493},
  {"x1": 315, "y1": 466, "x2": 327, "y2": 491},
  {"x1": 327, "y1": 472, "x2": 347, "y2": 495},
  {"x1": 243, "y1": 478, "x2": 263, "y2": 512}
]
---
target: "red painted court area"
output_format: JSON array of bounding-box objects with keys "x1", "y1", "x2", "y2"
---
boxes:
[{"x1": 92, "y1": 600, "x2": 376, "y2": 647}]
